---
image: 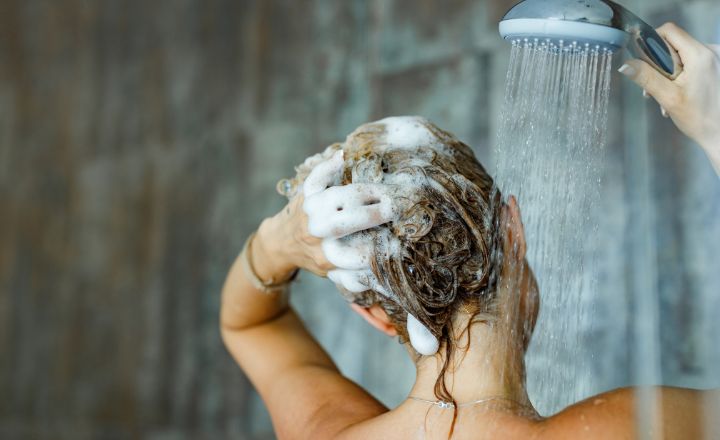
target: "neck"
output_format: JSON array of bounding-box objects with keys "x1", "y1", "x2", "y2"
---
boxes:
[{"x1": 407, "y1": 316, "x2": 532, "y2": 409}]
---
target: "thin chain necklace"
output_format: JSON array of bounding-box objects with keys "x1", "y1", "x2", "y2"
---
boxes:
[{"x1": 408, "y1": 396, "x2": 523, "y2": 410}]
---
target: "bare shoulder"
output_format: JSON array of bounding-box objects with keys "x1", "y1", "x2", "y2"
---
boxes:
[
  {"x1": 536, "y1": 388, "x2": 636, "y2": 439},
  {"x1": 326, "y1": 387, "x2": 715, "y2": 440},
  {"x1": 538, "y1": 386, "x2": 711, "y2": 440}
]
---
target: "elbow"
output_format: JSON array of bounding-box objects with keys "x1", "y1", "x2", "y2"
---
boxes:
[
  {"x1": 218, "y1": 294, "x2": 258, "y2": 335},
  {"x1": 218, "y1": 303, "x2": 250, "y2": 351},
  {"x1": 219, "y1": 309, "x2": 252, "y2": 339},
  {"x1": 219, "y1": 316, "x2": 254, "y2": 361},
  {"x1": 219, "y1": 316, "x2": 238, "y2": 349},
  {"x1": 219, "y1": 304, "x2": 292, "y2": 337}
]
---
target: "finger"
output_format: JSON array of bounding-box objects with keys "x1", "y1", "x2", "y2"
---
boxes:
[
  {"x1": 312, "y1": 268, "x2": 329, "y2": 278},
  {"x1": 656, "y1": 22, "x2": 707, "y2": 60},
  {"x1": 327, "y1": 269, "x2": 370, "y2": 292},
  {"x1": 618, "y1": 59, "x2": 681, "y2": 112},
  {"x1": 327, "y1": 269, "x2": 392, "y2": 297},
  {"x1": 303, "y1": 184, "x2": 399, "y2": 238},
  {"x1": 321, "y1": 232, "x2": 373, "y2": 270},
  {"x1": 309, "y1": 204, "x2": 397, "y2": 238},
  {"x1": 303, "y1": 183, "x2": 384, "y2": 216},
  {"x1": 300, "y1": 144, "x2": 340, "y2": 169},
  {"x1": 302, "y1": 150, "x2": 344, "y2": 197}
]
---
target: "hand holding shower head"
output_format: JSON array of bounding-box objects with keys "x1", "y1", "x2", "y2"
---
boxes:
[{"x1": 499, "y1": 0, "x2": 682, "y2": 79}]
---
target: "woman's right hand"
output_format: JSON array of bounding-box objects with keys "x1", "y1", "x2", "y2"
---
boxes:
[
  {"x1": 253, "y1": 150, "x2": 399, "y2": 281},
  {"x1": 618, "y1": 22, "x2": 720, "y2": 171}
]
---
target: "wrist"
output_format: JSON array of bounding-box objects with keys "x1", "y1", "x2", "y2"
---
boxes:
[{"x1": 253, "y1": 219, "x2": 298, "y2": 282}]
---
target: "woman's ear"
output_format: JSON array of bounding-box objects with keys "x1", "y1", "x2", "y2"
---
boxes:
[{"x1": 350, "y1": 303, "x2": 398, "y2": 337}]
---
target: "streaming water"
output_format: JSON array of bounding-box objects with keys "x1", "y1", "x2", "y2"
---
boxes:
[{"x1": 492, "y1": 39, "x2": 613, "y2": 415}]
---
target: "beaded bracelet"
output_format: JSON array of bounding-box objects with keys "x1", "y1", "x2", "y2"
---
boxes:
[{"x1": 240, "y1": 232, "x2": 298, "y2": 294}]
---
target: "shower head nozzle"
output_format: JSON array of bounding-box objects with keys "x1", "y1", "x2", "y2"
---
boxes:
[
  {"x1": 499, "y1": 19, "x2": 628, "y2": 51},
  {"x1": 499, "y1": 0, "x2": 682, "y2": 79}
]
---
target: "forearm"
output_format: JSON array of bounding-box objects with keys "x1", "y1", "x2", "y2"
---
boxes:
[
  {"x1": 220, "y1": 219, "x2": 298, "y2": 331},
  {"x1": 220, "y1": 218, "x2": 343, "y2": 399}
]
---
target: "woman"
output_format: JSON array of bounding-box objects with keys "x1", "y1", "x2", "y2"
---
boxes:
[{"x1": 220, "y1": 23, "x2": 719, "y2": 439}]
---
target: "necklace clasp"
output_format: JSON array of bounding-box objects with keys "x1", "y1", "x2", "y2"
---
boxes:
[{"x1": 436, "y1": 401, "x2": 455, "y2": 409}]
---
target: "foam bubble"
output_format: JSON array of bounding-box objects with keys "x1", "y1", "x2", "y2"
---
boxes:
[
  {"x1": 407, "y1": 313, "x2": 439, "y2": 356},
  {"x1": 284, "y1": 117, "x2": 466, "y2": 344},
  {"x1": 342, "y1": 116, "x2": 454, "y2": 162},
  {"x1": 375, "y1": 116, "x2": 440, "y2": 151},
  {"x1": 321, "y1": 232, "x2": 373, "y2": 270}
]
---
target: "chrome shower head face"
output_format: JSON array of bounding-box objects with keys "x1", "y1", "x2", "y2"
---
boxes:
[
  {"x1": 499, "y1": 0, "x2": 627, "y2": 52},
  {"x1": 499, "y1": 0, "x2": 682, "y2": 78},
  {"x1": 499, "y1": 19, "x2": 627, "y2": 53}
]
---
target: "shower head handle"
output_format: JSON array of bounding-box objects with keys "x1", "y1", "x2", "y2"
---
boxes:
[
  {"x1": 603, "y1": 0, "x2": 682, "y2": 79},
  {"x1": 500, "y1": 0, "x2": 683, "y2": 79}
]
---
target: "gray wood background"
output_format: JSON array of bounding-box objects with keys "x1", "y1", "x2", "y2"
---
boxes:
[{"x1": 0, "y1": 1, "x2": 718, "y2": 438}]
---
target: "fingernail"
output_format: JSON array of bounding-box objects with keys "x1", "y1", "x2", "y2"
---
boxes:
[
  {"x1": 618, "y1": 64, "x2": 636, "y2": 77},
  {"x1": 642, "y1": 89, "x2": 650, "y2": 99},
  {"x1": 661, "y1": 106, "x2": 669, "y2": 118}
]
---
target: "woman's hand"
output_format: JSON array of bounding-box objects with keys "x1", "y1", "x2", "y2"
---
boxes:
[
  {"x1": 253, "y1": 194, "x2": 335, "y2": 280},
  {"x1": 618, "y1": 22, "x2": 720, "y2": 170},
  {"x1": 219, "y1": 158, "x2": 345, "y2": 334},
  {"x1": 251, "y1": 149, "x2": 399, "y2": 282},
  {"x1": 251, "y1": 150, "x2": 348, "y2": 281}
]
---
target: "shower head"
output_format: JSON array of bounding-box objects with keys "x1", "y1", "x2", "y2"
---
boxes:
[{"x1": 499, "y1": 0, "x2": 682, "y2": 79}]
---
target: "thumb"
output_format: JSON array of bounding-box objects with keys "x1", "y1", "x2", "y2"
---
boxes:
[{"x1": 619, "y1": 59, "x2": 681, "y2": 111}]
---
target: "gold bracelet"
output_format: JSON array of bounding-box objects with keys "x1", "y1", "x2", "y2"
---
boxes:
[{"x1": 240, "y1": 232, "x2": 298, "y2": 294}]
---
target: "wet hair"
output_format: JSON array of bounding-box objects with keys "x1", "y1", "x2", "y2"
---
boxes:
[{"x1": 281, "y1": 117, "x2": 505, "y2": 437}]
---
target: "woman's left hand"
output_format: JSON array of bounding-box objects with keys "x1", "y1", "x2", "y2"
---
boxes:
[{"x1": 618, "y1": 23, "x2": 720, "y2": 159}]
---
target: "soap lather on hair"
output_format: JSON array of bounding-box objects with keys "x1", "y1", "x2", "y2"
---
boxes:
[{"x1": 278, "y1": 116, "x2": 503, "y2": 358}]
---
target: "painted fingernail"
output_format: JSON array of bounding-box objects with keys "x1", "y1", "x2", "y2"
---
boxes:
[{"x1": 618, "y1": 64, "x2": 636, "y2": 77}]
